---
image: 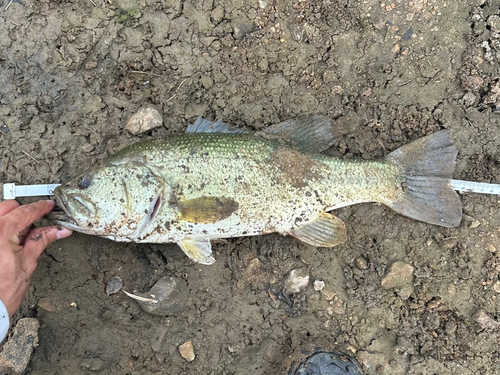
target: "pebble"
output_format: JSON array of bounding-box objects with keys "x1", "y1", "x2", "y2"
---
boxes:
[
  {"x1": 136, "y1": 276, "x2": 188, "y2": 316},
  {"x1": 320, "y1": 286, "x2": 336, "y2": 301},
  {"x1": 354, "y1": 256, "x2": 368, "y2": 270},
  {"x1": 313, "y1": 280, "x2": 325, "y2": 291},
  {"x1": 233, "y1": 22, "x2": 256, "y2": 39},
  {"x1": 125, "y1": 107, "x2": 163, "y2": 135},
  {"x1": 81, "y1": 143, "x2": 95, "y2": 153},
  {"x1": 381, "y1": 260, "x2": 414, "y2": 299},
  {"x1": 487, "y1": 15, "x2": 500, "y2": 33},
  {"x1": 474, "y1": 309, "x2": 499, "y2": 331},
  {"x1": 179, "y1": 340, "x2": 195, "y2": 362},
  {"x1": 0, "y1": 318, "x2": 40, "y2": 375},
  {"x1": 106, "y1": 276, "x2": 123, "y2": 296},
  {"x1": 283, "y1": 268, "x2": 310, "y2": 294},
  {"x1": 493, "y1": 280, "x2": 500, "y2": 293}
]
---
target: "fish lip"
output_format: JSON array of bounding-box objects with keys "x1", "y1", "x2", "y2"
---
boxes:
[{"x1": 47, "y1": 190, "x2": 79, "y2": 228}]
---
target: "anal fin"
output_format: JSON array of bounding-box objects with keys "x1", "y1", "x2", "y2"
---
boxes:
[
  {"x1": 289, "y1": 212, "x2": 347, "y2": 247},
  {"x1": 178, "y1": 238, "x2": 216, "y2": 265}
]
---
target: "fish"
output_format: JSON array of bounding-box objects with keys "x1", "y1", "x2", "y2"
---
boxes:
[{"x1": 48, "y1": 115, "x2": 462, "y2": 265}]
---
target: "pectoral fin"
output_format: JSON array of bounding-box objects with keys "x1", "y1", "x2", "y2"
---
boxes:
[
  {"x1": 289, "y1": 212, "x2": 347, "y2": 247},
  {"x1": 179, "y1": 196, "x2": 239, "y2": 224},
  {"x1": 178, "y1": 238, "x2": 216, "y2": 265}
]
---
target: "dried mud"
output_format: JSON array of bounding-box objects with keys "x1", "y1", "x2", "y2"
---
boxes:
[{"x1": 2, "y1": 0, "x2": 500, "y2": 374}]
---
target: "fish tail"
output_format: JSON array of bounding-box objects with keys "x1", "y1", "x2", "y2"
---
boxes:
[{"x1": 384, "y1": 129, "x2": 462, "y2": 227}]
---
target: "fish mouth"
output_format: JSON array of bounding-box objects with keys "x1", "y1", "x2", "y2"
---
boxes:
[{"x1": 46, "y1": 190, "x2": 84, "y2": 231}]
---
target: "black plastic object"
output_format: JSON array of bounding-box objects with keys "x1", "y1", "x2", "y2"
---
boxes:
[{"x1": 292, "y1": 351, "x2": 363, "y2": 375}]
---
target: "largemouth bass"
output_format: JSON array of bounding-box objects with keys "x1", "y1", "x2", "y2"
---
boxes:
[{"x1": 49, "y1": 116, "x2": 462, "y2": 264}]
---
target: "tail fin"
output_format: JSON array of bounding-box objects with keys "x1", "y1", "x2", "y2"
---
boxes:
[{"x1": 384, "y1": 129, "x2": 462, "y2": 227}]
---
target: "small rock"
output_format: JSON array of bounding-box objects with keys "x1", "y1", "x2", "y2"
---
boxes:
[
  {"x1": 462, "y1": 92, "x2": 477, "y2": 107},
  {"x1": 354, "y1": 256, "x2": 368, "y2": 270},
  {"x1": 200, "y1": 75, "x2": 213, "y2": 89},
  {"x1": 136, "y1": 276, "x2": 188, "y2": 316},
  {"x1": 259, "y1": 0, "x2": 267, "y2": 8},
  {"x1": 487, "y1": 15, "x2": 500, "y2": 33},
  {"x1": 81, "y1": 143, "x2": 95, "y2": 153},
  {"x1": 321, "y1": 286, "x2": 336, "y2": 301},
  {"x1": 313, "y1": 280, "x2": 325, "y2": 291},
  {"x1": 233, "y1": 21, "x2": 256, "y2": 39},
  {"x1": 200, "y1": 36, "x2": 216, "y2": 47},
  {"x1": 179, "y1": 340, "x2": 195, "y2": 362},
  {"x1": 125, "y1": 107, "x2": 163, "y2": 135},
  {"x1": 381, "y1": 260, "x2": 414, "y2": 289},
  {"x1": 0, "y1": 318, "x2": 40, "y2": 375},
  {"x1": 381, "y1": 260, "x2": 414, "y2": 299},
  {"x1": 283, "y1": 268, "x2": 310, "y2": 294},
  {"x1": 106, "y1": 276, "x2": 123, "y2": 296},
  {"x1": 469, "y1": 219, "x2": 481, "y2": 229},
  {"x1": 493, "y1": 280, "x2": 500, "y2": 293},
  {"x1": 474, "y1": 309, "x2": 500, "y2": 330}
]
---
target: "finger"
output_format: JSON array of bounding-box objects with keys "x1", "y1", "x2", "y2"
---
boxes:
[
  {"x1": 4, "y1": 200, "x2": 55, "y2": 233},
  {"x1": 23, "y1": 226, "x2": 72, "y2": 261},
  {"x1": 0, "y1": 199, "x2": 20, "y2": 216}
]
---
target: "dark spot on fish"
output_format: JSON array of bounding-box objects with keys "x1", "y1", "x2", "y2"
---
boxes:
[
  {"x1": 78, "y1": 175, "x2": 92, "y2": 189},
  {"x1": 306, "y1": 191, "x2": 312, "y2": 197},
  {"x1": 295, "y1": 217, "x2": 303, "y2": 225},
  {"x1": 176, "y1": 226, "x2": 182, "y2": 231},
  {"x1": 120, "y1": 198, "x2": 125, "y2": 203},
  {"x1": 242, "y1": 231, "x2": 248, "y2": 235},
  {"x1": 180, "y1": 165, "x2": 190, "y2": 173},
  {"x1": 144, "y1": 209, "x2": 148, "y2": 214},
  {"x1": 202, "y1": 230, "x2": 208, "y2": 235},
  {"x1": 401, "y1": 181, "x2": 409, "y2": 192}
]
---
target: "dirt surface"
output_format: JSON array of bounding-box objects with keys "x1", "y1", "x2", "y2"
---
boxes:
[{"x1": 2, "y1": 0, "x2": 500, "y2": 374}]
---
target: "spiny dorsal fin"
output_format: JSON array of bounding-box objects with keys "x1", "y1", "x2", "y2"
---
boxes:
[
  {"x1": 289, "y1": 212, "x2": 347, "y2": 247},
  {"x1": 179, "y1": 196, "x2": 239, "y2": 223},
  {"x1": 186, "y1": 117, "x2": 246, "y2": 133},
  {"x1": 178, "y1": 238, "x2": 215, "y2": 265},
  {"x1": 264, "y1": 115, "x2": 339, "y2": 153}
]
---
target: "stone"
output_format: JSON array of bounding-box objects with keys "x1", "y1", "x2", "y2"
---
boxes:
[
  {"x1": 354, "y1": 256, "x2": 368, "y2": 270},
  {"x1": 381, "y1": 260, "x2": 414, "y2": 299},
  {"x1": 473, "y1": 309, "x2": 499, "y2": 331},
  {"x1": 179, "y1": 340, "x2": 195, "y2": 362},
  {"x1": 487, "y1": 15, "x2": 500, "y2": 33},
  {"x1": 125, "y1": 107, "x2": 163, "y2": 135},
  {"x1": 283, "y1": 268, "x2": 310, "y2": 294},
  {"x1": 0, "y1": 318, "x2": 40, "y2": 375},
  {"x1": 232, "y1": 21, "x2": 256, "y2": 39},
  {"x1": 313, "y1": 280, "x2": 325, "y2": 291},
  {"x1": 136, "y1": 276, "x2": 188, "y2": 316},
  {"x1": 106, "y1": 276, "x2": 123, "y2": 295},
  {"x1": 321, "y1": 286, "x2": 336, "y2": 301}
]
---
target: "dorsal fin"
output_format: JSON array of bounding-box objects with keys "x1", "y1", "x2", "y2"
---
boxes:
[
  {"x1": 264, "y1": 115, "x2": 339, "y2": 153},
  {"x1": 186, "y1": 117, "x2": 246, "y2": 133}
]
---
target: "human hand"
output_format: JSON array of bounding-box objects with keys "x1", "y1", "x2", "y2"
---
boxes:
[{"x1": 0, "y1": 200, "x2": 72, "y2": 316}]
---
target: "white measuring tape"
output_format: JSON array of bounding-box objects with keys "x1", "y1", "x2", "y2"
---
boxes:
[
  {"x1": 3, "y1": 183, "x2": 61, "y2": 200},
  {"x1": 3, "y1": 180, "x2": 500, "y2": 200}
]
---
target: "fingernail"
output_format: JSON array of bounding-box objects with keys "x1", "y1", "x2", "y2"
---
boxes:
[
  {"x1": 45, "y1": 200, "x2": 56, "y2": 205},
  {"x1": 56, "y1": 228, "x2": 72, "y2": 240}
]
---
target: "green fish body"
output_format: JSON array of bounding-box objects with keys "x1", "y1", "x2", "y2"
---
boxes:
[{"x1": 50, "y1": 116, "x2": 462, "y2": 264}]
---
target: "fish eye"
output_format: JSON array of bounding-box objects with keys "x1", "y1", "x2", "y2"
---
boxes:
[{"x1": 77, "y1": 176, "x2": 92, "y2": 189}]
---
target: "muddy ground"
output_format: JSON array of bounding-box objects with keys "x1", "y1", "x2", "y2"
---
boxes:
[{"x1": 2, "y1": 0, "x2": 500, "y2": 374}]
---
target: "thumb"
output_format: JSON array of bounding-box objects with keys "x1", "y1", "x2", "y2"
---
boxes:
[{"x1": 22, "y1": 226, "x2": 72, "y2": 268}]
